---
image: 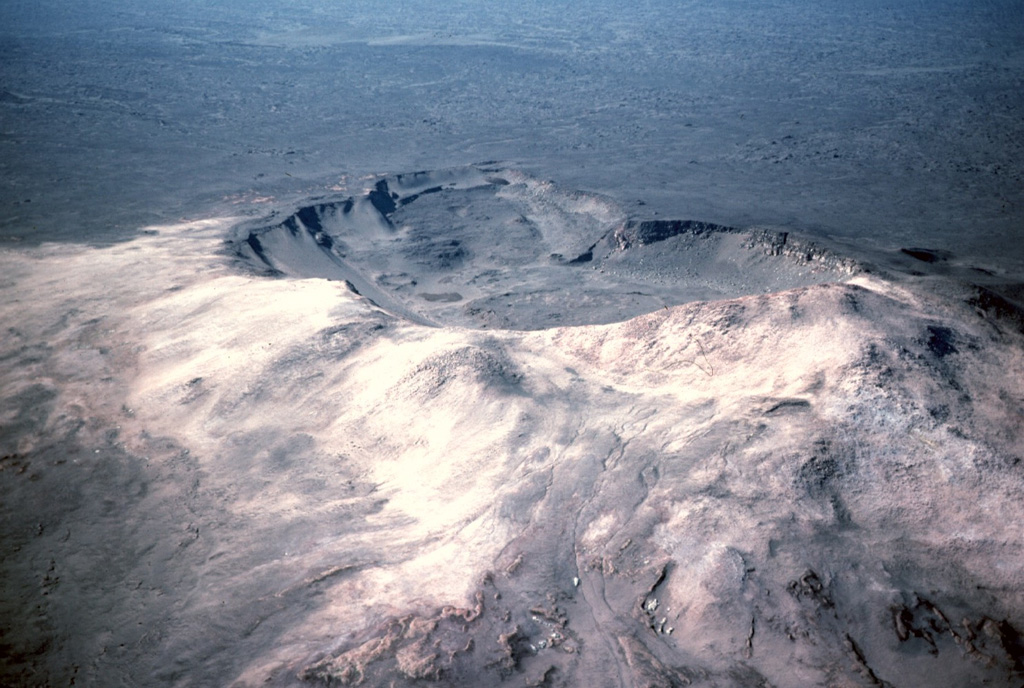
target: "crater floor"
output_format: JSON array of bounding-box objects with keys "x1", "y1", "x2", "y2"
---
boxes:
[{"x1": 236, "y1": 165, "x2": 858, "y2": 330}]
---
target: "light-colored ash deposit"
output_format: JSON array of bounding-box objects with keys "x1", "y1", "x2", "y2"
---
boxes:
[{"x1": 2, "y1": 169, "x2": 1023, "y2": 687}]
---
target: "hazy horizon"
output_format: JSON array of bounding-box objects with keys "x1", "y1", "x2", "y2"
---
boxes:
[{"x1": 2, "y1": 0, "x2": 1022, "y2": 274}]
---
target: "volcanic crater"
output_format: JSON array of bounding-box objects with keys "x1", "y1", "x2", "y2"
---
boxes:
[{"x1": 236, "y1": 165, "x2": 858, "y2": 330}]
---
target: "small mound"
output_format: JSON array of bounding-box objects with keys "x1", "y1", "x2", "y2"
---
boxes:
[{"x1": 234, "y1": 165, "x2": 859, "y2": 330}]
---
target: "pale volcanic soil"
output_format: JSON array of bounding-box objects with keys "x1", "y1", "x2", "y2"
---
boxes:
[{"x1": 1, "y1": 168, "x2": 1023, "y2": 687}]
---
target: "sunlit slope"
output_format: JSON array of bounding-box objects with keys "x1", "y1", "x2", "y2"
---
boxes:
[{"x1": 2, "y1": 210, "x2": 1022, "y2": 686}]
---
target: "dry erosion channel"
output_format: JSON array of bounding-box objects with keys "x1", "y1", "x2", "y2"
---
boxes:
[{"x1": 1, "y1": 163, "x2": 1023, "y2": 688}]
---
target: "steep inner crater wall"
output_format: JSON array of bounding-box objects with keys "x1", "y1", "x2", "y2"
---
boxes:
[{"x1": 235, "y1": 165, "x2": 858, "y2": 330}]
